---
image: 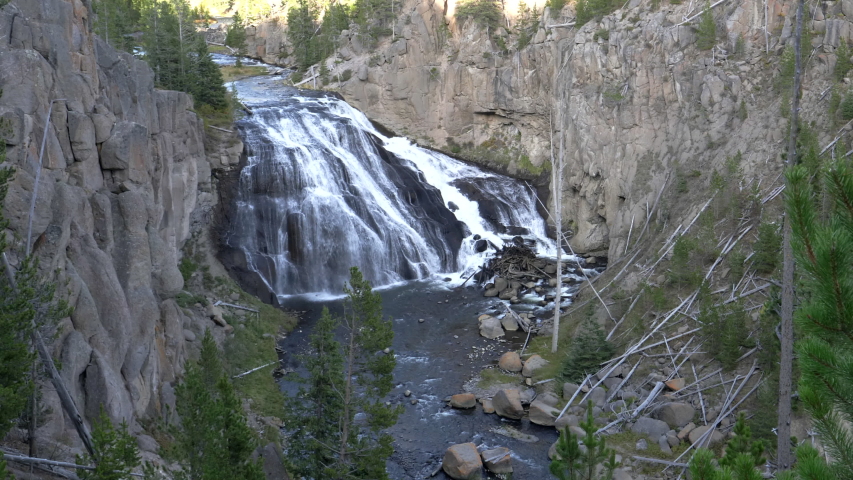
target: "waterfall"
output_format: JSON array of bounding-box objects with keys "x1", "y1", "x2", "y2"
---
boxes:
[{"x1": 227, "y1": 89, "x2": 555, "y2": 297}]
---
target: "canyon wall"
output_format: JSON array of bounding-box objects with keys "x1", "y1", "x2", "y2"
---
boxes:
[
  {"x1": 0, "y1": 0, "x2": 237, "y2": 460},
  {"x1": 247, "y1": 0, "x2": 844, "y2": 260}
]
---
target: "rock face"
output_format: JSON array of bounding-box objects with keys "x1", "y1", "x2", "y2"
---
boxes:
[
  {"x1": 0, "y1": 0, "x2": 218, "y2": 459},
  {"x1": 442, "y1": 443, "x2": 483, "y2": 480},
  {"x1": 240, "y1": 0, "x2": 824, "y2": 263},
  {"x1": 492, "y1": 389, "x2": 525, "y2": 419}
]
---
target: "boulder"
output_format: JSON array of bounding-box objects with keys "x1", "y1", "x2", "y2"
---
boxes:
[
  {"x1": 494, "y1": 277, "x2": 509, "y2": 292},
  {"x1": 635, "y1": 438, "x2": 648, "y2": 450},
  {"x1": 588, "y1": 386, "x2": 607, "y2": 406},
  {"x1": 631, "y1": 417, "x2": 671, "y2": 440},
  {"x1": 563, "y1": 383, "x2": 580, "y2": 399},
  {"x1": 528, "y1": 400, "x2": 561, "y2": 426},
  {"x1": 206, "y1": 304, "x2": 226, "y2": 326},
  {"x1": 442, "y1": 443, "x2": 483, "y2": 480},
  {"x1": 500, "y1": 315, "x2": 520, "y2": 331},
  {"x1": 493, "y1": 389, "x2": 524, "y2": 419},
  {"x1": 450, "y1": 393, "x2": 477, "y2": 409},
  {"x1": 677, "y1": 422, "x2": 696, "y2": 440},
  {"x1": 688, "y1": 425, "x2": 724, "y2": 446},
  {"x1": 653, "y1": 402, "x2": 696, "y2": 428},
  {"x1": 481, "y1": 447, "x2": 512, "y2": 474},
  {"x1": 522, "y1": 354, "x2": 548, "y2": 377},
  {"x1": 481, "y1": 398, "x2": 495, "y2": 414},
  {"x1": 658, "y1": 435, "x2": 672, "y2": 455},
  {"x1": 665, "y1": 377, "x2": 686, "y2": 391},
  {"x1": 479, "y1": 317, "x2": 504, "y2": 339},
  {"x1": 555, "y1": 414, "x2": 579, "y2": 430},
  {"x1": 484, "y1": 287, "x2": 499, "y2": 297},
  {"x1": 538, "y1": 392, "x2": 560, "y2": 407},
  {"x1": 498, "y1": 352, "x2": 523, "y2": 372}
]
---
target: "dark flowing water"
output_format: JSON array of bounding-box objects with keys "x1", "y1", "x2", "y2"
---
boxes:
[{"x1": 224, "y1": 69, "x2": 572, "y2": 479}]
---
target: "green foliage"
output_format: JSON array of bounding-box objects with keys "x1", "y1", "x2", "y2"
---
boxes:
[
  {"x1": 178, "y1": 256, "x2": 198, "y2": 282},
  {"x1": 836, "y1": 40, "x2": 851, "y2": 82},
  {"x1": 0, "y1": 164, "x2": 68, "y2": 443},
  {"x1": 753, "y1": 222, "x2": 781, "y2": 274},
  {"x1": 561, "y1": 316, "x2": 614, "y2": 383},
  {"x1": 738, "y1": 100, "x2": 748, "y2": 120},
  {"x1": 734, "y1": 34, "x2": 745, "y2": 56},
  {"x1": 139, "y1": 0, "x2": 228, "y2": 110},
  {"x1": 777, "y1": 45, "x2": 796, "y2": 93},
  {"x1": 285, "y1": 267, "x2": 400, "y2": 479},
  {"x1": 92, "y1": 0, "x2": 142, "y2": 51},
  {"x1": 547, "y1": 0, "x2": 566, "y2": 17},
  {"x1": 841, "y1": 91, "x2": 853, "y2": 120},
  {"x1": 575, "y1": 0, "x2": 621, "y2": 27},
  {"x1": 225, "y1": 10, "x2": 248, "y2": 65},
  {"x1": 720, "y1": 414, "x2": 766, "y2": 468},
  {"x1": 669, "y1": 236, "x2": 700, "y2": 287},
  {"x1": 787, "y1": 159, "x2": 853, "y2": 475},
  {"x1": 173, "y1": 330, "x2": 264, "y2": 480},
  {"x1": 77, "y1": 412, "x2": 140, "y2": 480},
  {"x1": 352, "y1": 0, "x2": 399, "y2": 49},
  {"x1": 455, "y1": 0, "x2": 504, "y2": 31},
  {"x1": 550, "y1": 402, "x2": 619, "y2": 479},
  {"x1": 340, "y1": 69, "x2": 353, "y2": 81},
  {"x1": 696, "y1": 2, "x2": 716, "y2": 50},
  {"x1": 516, "y1": 2, "x2": 540, "y2": 50},
  {"x1": 698, "y1": 289, "x2": 752, "y2": 371}
]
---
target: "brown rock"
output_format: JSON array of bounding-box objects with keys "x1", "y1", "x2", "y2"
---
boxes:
[
  {"x1": 498, "y1": 351, "x2": 523, "y2": 372},
  {"x1": 481, "y1": 398, "x2": 495, "y2": 414},
  {"x1": 677, "y1": 422, "x2": 696, "y2": 440},
  {"x1": 450, "y1": 393, "x2": 477, "y2": 409},
  {"x1": 442, "y1": 443, "x2": 483, "y2": 480},
  {"x1": 665, "y1": 378, "x2": 686, "y2": 391},
  {"x1": 688, "y1": 425, "x2": 724, "y2": 446},
  {"x1": 521, "y1": 354, "x2": 548, "y2": 377},
  {"x1": 528, "y1": 400, "x2": 561, "y2": 426}
]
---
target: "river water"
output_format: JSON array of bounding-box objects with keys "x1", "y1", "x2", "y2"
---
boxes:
[{"x1": 224, "y1": 64, "x2": 574, "y2": 479}]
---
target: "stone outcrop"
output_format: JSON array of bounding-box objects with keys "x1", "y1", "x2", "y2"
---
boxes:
[
  {"x1": 0, "y1": 0, "x2": 222, "y2": 460},
  {"x1": 442, "y1": 443, "x2": 483, "y2": 480},
  {"x1": 492, "y1": 389, "x2": 525, "y2": 419}
]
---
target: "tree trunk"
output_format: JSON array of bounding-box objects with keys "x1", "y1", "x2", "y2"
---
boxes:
[
  {"x1": 339, "y1": 316, "x2": 356, "y2": 467},
  {"x1": 777, "y1": 0, "x2": 804, "y2": 470},
  {"x1": 551, "y1": 113, "x2": 564, "y2": 354}
]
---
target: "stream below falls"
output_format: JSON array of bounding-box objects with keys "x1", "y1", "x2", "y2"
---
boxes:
[{"x1": 222, "y1": 61, "x2": 575, "y2": 479}]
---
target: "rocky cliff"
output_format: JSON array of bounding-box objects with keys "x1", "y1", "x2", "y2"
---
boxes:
[
  {"x1": 246, "y1": 0, "x2": 843, "y2": 262},
  {"x1": 0, "y1": 0, "x2": 239, "y2": 462}
]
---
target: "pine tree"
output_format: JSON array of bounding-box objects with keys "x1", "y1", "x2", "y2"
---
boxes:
[
  {"x1": 173, "y1": 330, "x2": 264, "y2": 480},
  {"x1": 284, "y1": 307, "x2": 345, "y2": 478},
  {"x1": 285, "y1": 267, "x2": 400, "y2": 479},
  {"x1": 835, "y1": 40, "x2": 851, "y2": 82},
  {"x1": 225, "y1": 11, "x2": 248, "y2": 66},
  {"x1": 550, "y1": 402, "x2": 618, "y2": 480},
  {"x1": 719, "y1": 414, "x2": 765, "y2": 468},
  {"x1": 92, "y1": 0, "x2": 141, "y2": 52},
  {"x1": 696, "y1": 1, "x2": 716, "y2": 51},
  {"x1": 786, "y1": 159, "x2": 853, "y2": 476},
  {"x1": 76, "y1": 412, "x2": 140, "y2": 480},
  {"x1": 561, "y1": 315, "x2": 614, "y2": 383},
  {"x1": 287, "y1": 0, "x2": 322, "y2": 71}
]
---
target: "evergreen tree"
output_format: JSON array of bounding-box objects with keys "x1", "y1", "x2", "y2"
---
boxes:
[
  {"x1": 173, "y1": 330, "x2": 264, "y2": 480},
  {"x1": 284, "y1": 307, "x2": 345, "y2": 478},
  {"x1": 835, "y1": 40, "x2": 851, "y2": 82},
  {"x1": 76, "y1": 412, "x2": 140, "y2": 480},
  {"x1": 718, "y1": 414, "x2": 765, "y2": 469},
  {"x1": 225, "y1": 11, "x2": 248, "y2": 66},
  {"x1": 285, "y1": 267, "x2": 400, "y2": 479},
  {"x1": 561, "y1": 315, "x2": 614, "y2": 383},
  {"x1": 696, "y1": 1, "x2": 716, "y2": 50},
  {"x1": 550, "y1": 402, "x2": 618, "y2": 480},
  {"x1": 92, "y1": 0, "x2": 141, "y2": 51},
  {"x1": 287, "y1": 0, "x2": 322, "y2": 71},
  {"x1": 786, "y1": 158, "x2": 853, "y2": 477}
]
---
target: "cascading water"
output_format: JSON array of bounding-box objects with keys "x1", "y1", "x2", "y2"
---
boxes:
[{"x1": 227, "y1": 83, "x2": 554, "y2": 297}]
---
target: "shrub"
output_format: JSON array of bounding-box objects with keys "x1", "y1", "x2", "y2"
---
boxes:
[
  {"x1": 455, "y1": 0, "x2": 503, "y2": 31},
  {"x1": 696, "y1": 1, "x2": 716, "y2": 50},
  {"x1": 340, "y1": 69, "x2": 353, "y2": 81},
  {"x1": 841, "y1": 91, "x2": 853, "y2": 120},
  {"x1": 753, "y1": 222, "x2": 781, "y2": 274},
  {"x1": 546, "y1": 0, "x2": 566, "y2": 17},
  {"x1": 178, "y1": 257, "x2": 198, "y2": 282},
  {"x1": 836, "y1": 40, "x2": 851, "y2": 82}
]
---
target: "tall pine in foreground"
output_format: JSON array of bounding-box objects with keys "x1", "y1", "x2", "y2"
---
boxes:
[
  {"x1": 173, "y1": 330, "x2": 264, "y2": 480},
  {"x1": 285, "y1": 267, "x2": 400, "y2": 480},
  {"x1": 786, "y1": 159, "x2": 853, "y2": 477},
  {"x1": 550, "y1": 403, "x2": 618, "y2": 480}
]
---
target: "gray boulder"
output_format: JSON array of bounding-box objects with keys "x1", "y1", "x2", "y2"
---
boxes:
[
  {"x1": 688, "y1": 425, "x2": 725, "y2": 446},
  {"x1": 493, "y1": 389, "x2": 524, "y2": 419},
  {"x1": 528, "y1": 400, "x2": 561, "y2": 426},
  {"x1": 522, "y1": 354, "x2": 548, "y2": 377},
  {"x1": 481, "y1": 447, "x2": 512, "y2": 474},
  {"x1": 555, "y1": 414, "x2": 579, "y2": 430},
  {"x1": 658, "y1": 435, "x2": 672, "y2": 455},
  {"x1": 631, "y1": 417, "x2": 671, "y2": 440},
  {"x1": 443, "y1": 443, "x2": 483, "y2": 480},
  {"x1": 563, "y1": 382, "x2": 580, "y2": 399},
  {"x1": 538, "y1": 392, "x2": 560, "y2": 407},
  {"x1": 653, "y1": 402, "x2": 696, "y2": 428},
  {"x1": 479, "y1": 316, "x2": 504, "y2": 339},
  {"x1": 588, "y1": 386, "x2": 606, "y2": 406}
]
